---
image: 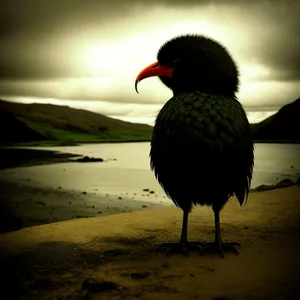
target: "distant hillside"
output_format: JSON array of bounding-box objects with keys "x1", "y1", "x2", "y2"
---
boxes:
[
  {"x1": 0, "y1": 110, "x2": 46, "y2": 144},
  {"x1": 0, "y1": 100, "x2": 153, "y2": 145},
  {"x1": 1, "y1": 98, "x2": 299, "y2": 146},
  {"x1": 251, "y1": 98, "x2": 300, "y2": 143}
]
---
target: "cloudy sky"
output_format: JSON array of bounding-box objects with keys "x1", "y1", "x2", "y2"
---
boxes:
[{"x1": 1, "y1": 0, "x2": 299, "y2": 125}]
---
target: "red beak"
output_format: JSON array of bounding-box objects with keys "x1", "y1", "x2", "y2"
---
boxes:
[{"x1": 135, "y1": 61, "x2": 174, "y2": 93}]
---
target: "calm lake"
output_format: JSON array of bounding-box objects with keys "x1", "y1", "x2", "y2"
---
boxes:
[{"x1": 7, "y1": 142, "x2": 298, "y2": 204}]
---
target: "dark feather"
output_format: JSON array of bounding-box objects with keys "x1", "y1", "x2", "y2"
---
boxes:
[{"x1": 150, "y1": 92, "x2": 254, "y2": 212}]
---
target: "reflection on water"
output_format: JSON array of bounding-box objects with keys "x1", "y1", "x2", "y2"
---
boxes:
[{"x1": 3, "y1": 143, "x2": 300, "y2": 202}]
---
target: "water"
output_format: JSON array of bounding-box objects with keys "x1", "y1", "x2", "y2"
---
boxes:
[
  {"x1": 2, "y1": 143, "x2": 299, "y2": 204},
  {"x1": 30, "y1": 143, "x2": 300, "y2": 188}
]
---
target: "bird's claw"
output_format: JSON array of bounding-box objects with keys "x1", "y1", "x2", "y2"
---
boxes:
[
  {"x1": 199, "y1": 241, "x2": 240, "y2": 258},
  {"x1": 153, "y1": 241, "x2": 204, "y2": 256}
]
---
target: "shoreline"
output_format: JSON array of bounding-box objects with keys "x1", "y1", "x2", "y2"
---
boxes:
[
  {"x1": 2, "y1": 139, "x2": 152, "y2": 148},
  {"x1": 3, "y1": 138, "x2": 300, "y2": 149},
  {"x1": 0, "y1": 147, "x2": 81, "y2": 170}
]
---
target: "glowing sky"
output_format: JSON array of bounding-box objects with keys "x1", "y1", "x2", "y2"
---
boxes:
[{"x1": 1, "y1": 0, "x2": 299, "y2": 125}]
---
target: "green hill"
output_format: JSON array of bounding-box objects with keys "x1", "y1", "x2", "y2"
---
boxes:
[
  {"x1": 251, "y1": 98, "x2": 300, "y2": 143},
  {"x1": 0, "y1": 100, "x2": 153, "y2": 145},
  {"x1": 1, "y1": 97, "x2": 299, "y2": 146}
]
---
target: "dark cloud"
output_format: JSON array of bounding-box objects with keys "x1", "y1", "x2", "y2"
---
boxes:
[
  {"x1": 0, "y1": 0, "x2": 299, "y2": 107},
  {"x1": 234, "y1": 1, "x2": 300, "y2": 82},
  {"x1": 0, "y1": 0, "x2": 139, "y2": 79},
  {"x1": 0, "y1": 1, "x2": 127, "y2": 38},
  {"x1": 0, "y1": 0, "x2": 207, "y2": 38},
  {"x1": 0, "y1": 0, "x2": 130, "y2": 79},
  {"x1": 0, "y1": 45, "x2": 77, "y2": 80}
]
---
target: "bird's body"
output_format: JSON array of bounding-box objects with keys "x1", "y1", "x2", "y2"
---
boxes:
[
  {"x1": 135, "y1": 34, "x2": 254, "y2": 257},
  {"x1": 150, "y1": 92, "x2": 253, "y2": 213}
]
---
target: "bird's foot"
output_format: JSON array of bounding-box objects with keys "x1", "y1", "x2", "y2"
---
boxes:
[
  {"x1": 153, "y1": 241, "x2": 204, "y2": 257},
  {"x1": 199, "y1": 241, "x2": 240, "y2": 258}
]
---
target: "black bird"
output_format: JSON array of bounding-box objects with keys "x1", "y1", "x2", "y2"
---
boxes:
[{"x1": 135, "y1": 34, "x2": 254, "y2": 257}]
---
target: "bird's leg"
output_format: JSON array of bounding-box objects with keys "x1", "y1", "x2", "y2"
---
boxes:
[
  {"x1": 154, "y1": 210, "x2": 204, "y2": 256},
  {"x1": 199, "y1": 207, "x2": 240, "y2": 258}
]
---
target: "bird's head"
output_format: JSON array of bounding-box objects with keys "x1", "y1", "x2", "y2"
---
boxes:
[{"x1": 135, "y1": 34, "x2": 239, "y2": 96}]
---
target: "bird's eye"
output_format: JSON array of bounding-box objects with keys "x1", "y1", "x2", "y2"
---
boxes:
[{"x1": 173, "y1": 59, "x2": 181, "y2": 67}]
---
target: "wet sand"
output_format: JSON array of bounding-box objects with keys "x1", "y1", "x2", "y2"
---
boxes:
[
  {"x1": 0, "y1": 178, "x2": 165, "y2": 234},
  {"x1": 0, "y1": 186, "x2": 300, "y2": 299}
]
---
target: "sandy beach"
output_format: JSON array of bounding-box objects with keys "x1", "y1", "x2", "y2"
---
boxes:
[{"x1": 0, "y1": 185, "x2": 299, "y2": 299}]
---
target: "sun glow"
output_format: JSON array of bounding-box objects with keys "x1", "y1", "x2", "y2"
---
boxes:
[{"x1": 82, "y1": 43, "x2": 124, "y2": 76}]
